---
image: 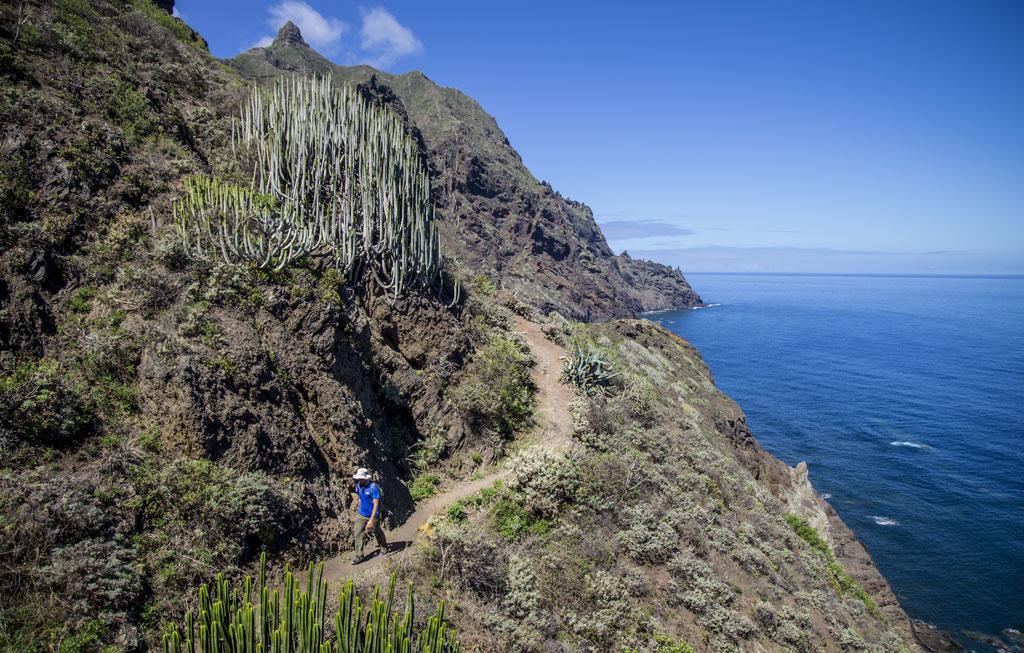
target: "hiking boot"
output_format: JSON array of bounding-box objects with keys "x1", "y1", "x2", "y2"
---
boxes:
[{"x1": 351, "y1": 555, "x2": 363, "y2": 565}]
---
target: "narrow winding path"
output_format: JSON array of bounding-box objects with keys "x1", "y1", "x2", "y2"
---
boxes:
[{"x1": 320, "y1": 317, "x2": 573, "y2": 584}]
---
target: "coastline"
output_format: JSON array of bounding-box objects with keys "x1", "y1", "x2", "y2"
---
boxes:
[{"x1": 647, "y1": 274, "x2": 1024, "y2": 652}]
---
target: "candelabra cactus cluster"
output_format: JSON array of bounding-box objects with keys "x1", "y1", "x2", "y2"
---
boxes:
[
  {"x1": 561, "y1": 343, "x2": 620, "y2": 396},
  {"x1": 174, "y1": 76, "x2": 450, "y2": 301},
  {"x1": 161, "y1": 553, "x2": 460, "y2": 653}
]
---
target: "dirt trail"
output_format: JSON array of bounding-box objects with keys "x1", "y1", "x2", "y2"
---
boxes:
[{"x1": 320, "y1": 317, "x2": 573, "y2": 584}]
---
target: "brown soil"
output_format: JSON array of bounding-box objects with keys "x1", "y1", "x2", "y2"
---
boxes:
[{"x1": 320, "y1": 317, "x2": 573, "y2": 584}]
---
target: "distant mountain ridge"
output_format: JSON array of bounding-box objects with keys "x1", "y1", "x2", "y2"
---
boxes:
[{"x1": 229, "y1": 22, "x2": 702, "y2": 320}]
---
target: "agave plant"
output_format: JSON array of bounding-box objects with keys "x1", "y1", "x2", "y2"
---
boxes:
[
  {"x1": 560, "y1": 344, "x2": 619, "y2": 396},
  {"x1": 175, "y1": 75, "x2": 455, "y2": 302},
  {"x1": 161, "y1": 553, "x2": 460, "y2": 653}
]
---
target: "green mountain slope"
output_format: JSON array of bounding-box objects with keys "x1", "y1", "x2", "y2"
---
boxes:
[
  {"x1": 0, "y1": 3, "x2": 930, "y2": 652},
  {"x1": 230, "y1": 23, "x2": 702, "y2": 321}
]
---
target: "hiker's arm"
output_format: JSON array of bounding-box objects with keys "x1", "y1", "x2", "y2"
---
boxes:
[{"x1": 366, "y1": 498, "x2": 380, "y2": 529}]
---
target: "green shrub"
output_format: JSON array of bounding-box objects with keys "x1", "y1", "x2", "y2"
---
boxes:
[
  {"x1": 784, "y1": 514, "x2": 881, "y2": 618},
  {"x1": 410, "y1": 473, "x2": 440, "y2": 502},
  {"x1": 130, "y1": 0, "x2": 207, "y2": 51},
  {"x1": 506, "y1": 448, "x2": 579, "y2": 518},
  {"x1": 68, "y1": 287, "x2": 97, "y2": 314},
  {"x1": 59, "y1": 122, "x2": 124, "y2": 191},
  {"x1": 452, "y1": 333, "x2": 535, "y2": 437},
  {"x1": 70, "y1": 310, "x2": 141, "y2": 421},
  {"x1": 446, "y1": 501, "x2": 468, "y2": 523},
  {"x1": 132, "y1": 459, "x2": 298, "y2": 593},
  {"x1": 652, "y1": 632, "x2": 696, "y2": 653},
  {"x1": 86, "y1": 75, "x2": 153, "y2": 142},
  {"x1": 0, "y1": 359, "x2": 94, "y2": 447},
  {"x1": 411, "y1": 432, "x2": 447, "y2": 472},
  {"x1": 784, "y1": 514, "x2": 829, "y2": 556},
  {"x1": 491, "y1": 495, "x2": 550, "y2": 541},
  {"x1": 317, "y1": 267, "x2": 344, "y2": 306},
  {"x1": 469, "y1": 273, "x2": 496, "y2": 296},
  {"x1": 0, "y1": 148, "x2": 37, "y2": 226}
]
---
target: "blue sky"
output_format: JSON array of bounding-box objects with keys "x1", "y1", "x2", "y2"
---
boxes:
[{"x1": 176, "y1": 0, "x2": 1024, "y2": 274}]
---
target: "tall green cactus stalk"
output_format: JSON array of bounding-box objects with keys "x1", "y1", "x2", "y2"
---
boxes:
[
  {"x1": 162, "y1": 553, "x2": 460, "y2": 653},
  {"x1": 175, "y1": 75, "x2": 453, "y2": 302}
]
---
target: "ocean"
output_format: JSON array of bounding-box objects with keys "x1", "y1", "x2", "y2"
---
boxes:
[{"x1": 649, "y1": 273, "x2": 1024, "y2": 651}]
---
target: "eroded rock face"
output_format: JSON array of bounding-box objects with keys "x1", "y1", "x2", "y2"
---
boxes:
[
  {"x1": 229, "y1": 31, "x2": 703, "y2": 321},
  {"x1": 136, "y1": 285, "x2": 474, "y2": 533},
  {"x1": 272, "y1": 21, "x2": 306, "y2": 48},
  {"x1": 912, "y1": 621, "x2": 966, "y2": 653}
]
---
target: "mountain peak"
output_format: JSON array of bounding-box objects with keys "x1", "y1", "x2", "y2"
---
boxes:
[{"x1": 273, "y1": 21, "x2": 307, "y2": 48}]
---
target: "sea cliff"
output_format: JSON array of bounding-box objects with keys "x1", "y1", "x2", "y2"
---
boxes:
[{"x1": 0, "y1": 2, "x2": 924, "y2": 650}]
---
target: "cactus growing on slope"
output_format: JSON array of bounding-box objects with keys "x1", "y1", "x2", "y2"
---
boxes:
[
  {"x1": 175, "y1": 76, "x2": 450, "y2": 301},
  {"x1": 161, "y1": 553, "x2": 460, "y2": 653},
  {"x1": 560, "y1": 344, "x2": 619, "y2": 396}
]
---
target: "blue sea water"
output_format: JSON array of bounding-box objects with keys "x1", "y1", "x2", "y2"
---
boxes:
[{"x1": 650, "y1": 274, "x2": 1024, "y2": 650}]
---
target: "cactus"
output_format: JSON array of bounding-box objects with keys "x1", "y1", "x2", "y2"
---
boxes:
[
  {"x1": 560, "y1": 344, "x2": 619, "y2": 396},
  {"x1": 175, "y1": 76, "x2": 454, "y2": 302},
  {"x1": 161, "y1": 552, "x2": 460, "y2": 653}
]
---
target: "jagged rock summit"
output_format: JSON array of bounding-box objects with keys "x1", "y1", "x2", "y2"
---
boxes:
[{"x1": 272, "y1": 21, "x2": 307, "y2": 49}]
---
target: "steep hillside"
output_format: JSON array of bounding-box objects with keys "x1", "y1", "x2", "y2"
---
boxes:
[
  {"x1": 0, "y1": 1, "x2": 494, "y2": 647},
  {"x1": 388, "y1": 317, "x2": 924, "y2": 652},
  {"x1": 0, "y1": 2, "x2": 930, "y2": 653},
  {"x1": 229, "y1": 24, "x2": 702, "y2": 321}
]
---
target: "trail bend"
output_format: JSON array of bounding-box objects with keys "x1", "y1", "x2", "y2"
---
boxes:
[{"x1": 320, "y1": 317, "x2": 574, "y2": 585}]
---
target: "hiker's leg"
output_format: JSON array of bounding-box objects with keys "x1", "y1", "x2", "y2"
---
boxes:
[
  {"x1": 372, "y1": 519, "x2": 387, "y2": 549},
  {"x1": 353, "y1": 515, "x2": 369, "y2": 557}
]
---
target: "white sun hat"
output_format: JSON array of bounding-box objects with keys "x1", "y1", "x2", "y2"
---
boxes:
[{"x1": 353, "y1": 468, "x2": 371, "y2": 481}]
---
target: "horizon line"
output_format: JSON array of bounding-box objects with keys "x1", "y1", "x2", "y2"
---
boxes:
[{"x1": 681, "y1": 272, "x2": 1024, "y2": 279}]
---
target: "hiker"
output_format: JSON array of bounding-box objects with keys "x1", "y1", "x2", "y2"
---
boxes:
[{"x1": 352, "y1": 467, "x2": 387, "y2": 563}]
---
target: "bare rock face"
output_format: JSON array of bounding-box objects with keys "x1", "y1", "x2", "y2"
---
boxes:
[
  {"x1": 614, "y1": 251, "x2": 702, "y2": 312},
  {"x1": 912, "y1": 621, "x2": 966, "y2": 653},
  {"x1": 136, "y1": 287, "x2": 474, "y2": 534},
  {"x1": 230, "y1": 27, "x2": 703, "y2": 321},
  {"x1": 272, "y1": 21, "x2": 306, "y2": 48}
]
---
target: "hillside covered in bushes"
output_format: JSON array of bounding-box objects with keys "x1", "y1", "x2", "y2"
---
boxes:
[{"x1": 0, "y1": 1, "x2": 923, "y2": 652}]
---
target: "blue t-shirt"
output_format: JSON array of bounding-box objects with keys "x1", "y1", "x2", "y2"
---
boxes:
[{"x1": 356, "y1": 482, "x2": 381, "y2": 518}]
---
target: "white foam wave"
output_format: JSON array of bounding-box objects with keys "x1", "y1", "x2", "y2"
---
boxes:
[
  {"x1": 870, "y1": 515, "x2": 899, "y2": 526},
  {"x1": 890, "y1": 441, "x2": 930, "y2": 449},
  {"x1": 822, "y1": 493, "x2": 832, "y2": 499}
]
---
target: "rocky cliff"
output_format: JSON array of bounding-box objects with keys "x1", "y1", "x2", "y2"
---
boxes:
[
  {"x1": 229, "y1": 24, "x2": 702, "y2": 320},
  {"x1": 0, "y1": 2, "x2": 926, "y2": 652}
]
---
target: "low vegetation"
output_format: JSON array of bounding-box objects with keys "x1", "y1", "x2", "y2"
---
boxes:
[
  {"x1": 785, "y1": 513, "x2": 882, "y2": 618},
  {"x1": 560, "y1": 342, "x2": 620, "y2": 396},
  {"x1": 400, "y1": 320, "x2": 912, "y2": 652},
  {"x1": 451, "y1": 332, "x2": 535, "y2": 439},
  {"x1": 0, "y1": 1, "x2": 914, "y2": 651}
]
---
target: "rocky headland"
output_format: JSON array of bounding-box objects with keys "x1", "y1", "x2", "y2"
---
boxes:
[{"x1": 0, "y1": 2, "x2": 934, "y2": 651}]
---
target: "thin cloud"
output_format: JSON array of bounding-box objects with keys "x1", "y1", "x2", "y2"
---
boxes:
[
  {"x1": 246, "y1": 3, "x2": 422, "y2": 70},
  {"x1": 599, "y1": 220, "x2": 696, "y2": 240},
  {"x1": 357, "y1": 7, "x2": 423, "y2": 68}
]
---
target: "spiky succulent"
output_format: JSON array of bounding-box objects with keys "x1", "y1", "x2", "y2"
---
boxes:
[
  {"x1": 175, "y1": 75, "x2": 451, "y2": 301},
  {"x1": 560, "y1": 344, "x2": 619, "y2": 396},
  {"x1": 161, "y1": 553, "x2": 460, "y2": 653}
]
